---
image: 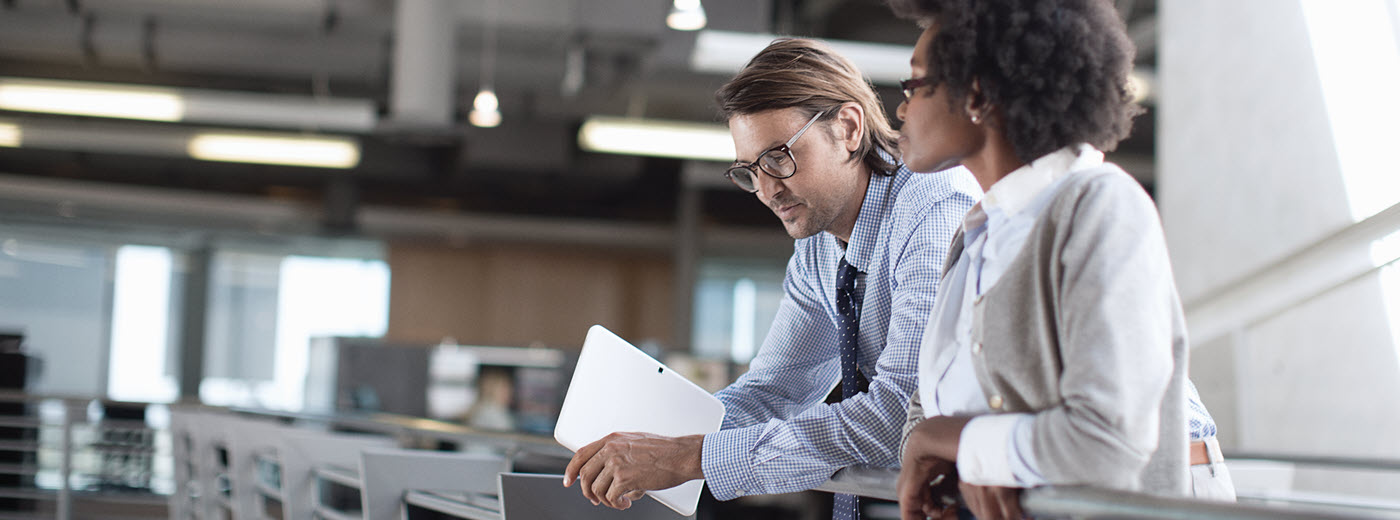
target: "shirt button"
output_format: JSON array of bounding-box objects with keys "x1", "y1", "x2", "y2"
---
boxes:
[
  {"x1": 736, "y1": 489, "x2": 746, "y2": 496},
  {"x1": 972, "y1": 342, "x2": 982, "y2": 354},
  {"x1": 989, "y1": 395, "x2": 1004, "y2": 410}
]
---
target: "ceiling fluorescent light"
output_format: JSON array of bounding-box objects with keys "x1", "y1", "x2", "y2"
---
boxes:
[
  {"x1": 181, "y1": 91, "x2": 376, "y2": 133},
  {"x1": 0, "y1": 78, "x2": 184, "y2": 121},
  {"x1": 579, "y1": 116, "x2": 734, "y2": 162},
  {"x1": 692, "y1": 30, "x2": 913, "y2": 86},
  {"x1": 187, "y1": 132, "x2": 360, "y2": 169},
  {"x1": 689, "y1": 32, "x2": 1159, "y2": 103},
  {"x1": 0, "y1": 77, "x2": 376, "y2": 132},
  {"x1": 667, "y1": 0, "x2": 707, "y2": 31},
  {"x1": 0, "y1": 122, "x2": 19, "y2": 147}
]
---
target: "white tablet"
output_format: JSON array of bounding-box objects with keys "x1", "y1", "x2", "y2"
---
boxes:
[{"x1": 554, "y1": 325, "x2": 725, "y2": 517}]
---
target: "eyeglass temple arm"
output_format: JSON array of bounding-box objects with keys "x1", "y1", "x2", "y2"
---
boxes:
[{"x1": 786, "y1": 109, "x2": 829, "y2": 147}]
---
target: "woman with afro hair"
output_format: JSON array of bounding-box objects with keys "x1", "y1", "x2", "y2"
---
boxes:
[{"x1": 887, "y1": 0, "x2": 1234, "y2": 518}]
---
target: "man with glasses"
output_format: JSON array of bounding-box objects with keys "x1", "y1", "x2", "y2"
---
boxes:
[{"x1": 564, "y1": 38, "x2": 979, "y2": 517}]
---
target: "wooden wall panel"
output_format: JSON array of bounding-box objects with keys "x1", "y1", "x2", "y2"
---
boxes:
[
  {"x1": 481, "y1": 246, "x2": 625, "y2": 347},
  {"x1": 385, "y1": 243, "x2": 489, "y2": 344},
  {"x1": 386, "y1": 242, "x2": 674, "y2": 351},
  {"x1": 625, "y1": 258, "x2": 676, "y2": 347}
]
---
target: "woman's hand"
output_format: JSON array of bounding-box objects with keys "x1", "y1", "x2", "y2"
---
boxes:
[
  {"x1": 896, "y1": 452, "x2": 958, "y2": 520},
  {"x1": 960, "y1": 482, "x2": 1023, "y2": 520},
  {"x1": 898, "y1": 417, "x2": 970, "y2": 520}
]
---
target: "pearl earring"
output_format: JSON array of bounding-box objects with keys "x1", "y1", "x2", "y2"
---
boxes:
[{"x1": 971, "y1": 114, "x2": 981, "y2": 124}]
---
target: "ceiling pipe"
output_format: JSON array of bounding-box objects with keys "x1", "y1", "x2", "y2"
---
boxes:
[{"x1": 0, "y1": 172, "x2": 792, "y2": 257}]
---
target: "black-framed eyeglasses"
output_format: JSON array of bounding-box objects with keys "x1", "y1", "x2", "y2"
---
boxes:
[
  {"x1": 900, "y1": 77, "x2": 931, "y2": 100},
  {"x1": 724, "y1": 109, "x2": 828, "y2": 193}
]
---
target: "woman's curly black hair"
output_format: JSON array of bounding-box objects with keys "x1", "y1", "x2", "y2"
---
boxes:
[{"x1": 887, "y1": 0, "x2": 1142, "y2": 162}]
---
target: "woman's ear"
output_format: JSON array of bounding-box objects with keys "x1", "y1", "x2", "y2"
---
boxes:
[
  {"x1": 964, "y1": 78, "x2": 990, "y2": 124},
  {"x1": 836, "y1": 102, "x2": 864, "y2": 153}
]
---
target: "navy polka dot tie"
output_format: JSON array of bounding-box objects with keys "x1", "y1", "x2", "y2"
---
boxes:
[{"x1": 833, "y1": 258, "x2": 861, "y2": 520}]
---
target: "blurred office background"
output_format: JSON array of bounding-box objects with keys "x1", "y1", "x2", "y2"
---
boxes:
[{"x1": 0, "y1": 0, "x2": 1397, "y2": 518}]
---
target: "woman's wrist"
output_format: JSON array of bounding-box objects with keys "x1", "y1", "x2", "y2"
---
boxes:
[{"x1": 910, "y1": 415, "x2": 973, "y2": 462}]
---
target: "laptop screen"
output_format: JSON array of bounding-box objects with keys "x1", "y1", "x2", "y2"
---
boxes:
[{"x1": 497, "y1": 473, "x2": 690, "y2": 519}]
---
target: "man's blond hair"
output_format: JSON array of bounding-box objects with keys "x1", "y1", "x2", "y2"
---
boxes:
[{"x1": 716, "y1": 38, "x2": 900, "y2": 175}]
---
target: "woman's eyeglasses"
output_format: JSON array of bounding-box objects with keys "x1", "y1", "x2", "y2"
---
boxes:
[{"x1": 899, "y1": 77, "x2": 931, "y2": 100}]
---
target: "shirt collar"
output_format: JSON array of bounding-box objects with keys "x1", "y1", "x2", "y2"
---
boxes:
[
  {"x1": 840, "y1": 169, "x2": 892, "y2": 273},
  {"x1": 962, "y1": 143, "x2": 1103, "y2": 232}
]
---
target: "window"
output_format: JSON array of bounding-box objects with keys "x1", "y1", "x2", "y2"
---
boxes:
[
  {"x1": 691, "y1": 259, "x2": 786, "y2": 364},
  {"x1": 0, "y1": 233, "x2": 111, "y2": 396},
  {"x1": 108, "y1": 245, "x2": 179, "y2": 402},
  {"x1": 200, "y1": 254, "x2": 390, "y2": 411}
]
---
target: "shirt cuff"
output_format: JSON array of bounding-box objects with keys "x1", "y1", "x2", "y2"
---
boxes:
[
  {"x1": 701, "y1": 425, "x2": 762, "y2": 501},
  {"x1": 956, "y1": 413, "x2": 1042, "y2": 487}
]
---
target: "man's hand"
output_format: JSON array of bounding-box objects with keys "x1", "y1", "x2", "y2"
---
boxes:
[
  {"x1": 562, "y1": 432, "x2": 704, "y2": 510},
  {"x1": 959, "y1": 482, "x2": 1022, "y2": 520}
]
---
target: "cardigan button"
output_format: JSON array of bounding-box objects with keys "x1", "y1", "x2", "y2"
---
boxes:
[
  {"x1": 989, "y1": 395, "x2": 1004, "y2": 410},
  {"x1": 972, "y1": 342, "x2": 982, "y2": 354}
]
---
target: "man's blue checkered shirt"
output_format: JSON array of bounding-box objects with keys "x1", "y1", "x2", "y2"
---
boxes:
[{"x1": 700, "y1": 164, "x2": 981, "y2": 500}]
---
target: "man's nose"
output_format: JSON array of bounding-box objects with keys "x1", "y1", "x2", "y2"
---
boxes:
[{"x1": 753, "y1": 172, "x2": 784, "y2": 201}]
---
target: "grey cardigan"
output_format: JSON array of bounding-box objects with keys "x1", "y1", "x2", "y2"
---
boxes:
[{"x1": 903, "y1": 165, "x2": 1190, "y2": 496}]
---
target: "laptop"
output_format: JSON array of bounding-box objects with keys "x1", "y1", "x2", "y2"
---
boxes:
[
  {"x1": 554, "y1": 325, "x2": 725, "y2": 517},
  {"x1": 498, "y1": 472, "x2": 689, "y2": 520}
]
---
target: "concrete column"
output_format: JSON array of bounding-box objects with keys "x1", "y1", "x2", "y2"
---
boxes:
[
  {"x1": 176, "y1": 245, "x2": 212, "y2": 402},
  {"x1": 389, "y1": 0, "x2": 457, "y2": 128},
  {"x1": 1158, "y1": 0, "x2": 1400, "y2": 498},
  {"x1": 673, "y1": 186, "x2": 701, "y2": 353}
]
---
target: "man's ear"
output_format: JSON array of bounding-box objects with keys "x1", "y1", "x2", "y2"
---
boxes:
[{"x1": 835, "y1": 103, "x2": 864, "y2": 154}]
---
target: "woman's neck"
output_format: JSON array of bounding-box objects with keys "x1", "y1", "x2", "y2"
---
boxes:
[{"x1": 963, "y1": 131, "x2": 1024, "y2": 193}]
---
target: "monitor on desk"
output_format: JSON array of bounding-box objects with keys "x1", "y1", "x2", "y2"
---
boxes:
[{"x1": 498, "y1": 473, "x2": 690, "y2": 520}]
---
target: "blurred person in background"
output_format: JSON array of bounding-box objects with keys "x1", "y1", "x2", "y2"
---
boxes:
[{"x1": 885, "y1": 0, "x2": 1235, "y2": 518}]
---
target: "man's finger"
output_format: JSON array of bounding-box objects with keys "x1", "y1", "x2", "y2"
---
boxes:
[
  {"x1": 624, "y1": 489, "x2": 646, "y2": 503},
  {"x1": 576, "y1": 454, "x2": 605, "y2": 504},
  {"x1": 564, "y1": 437, "x2": 609, "y2": 487},
  {"x1": 605, "y1": 476, "x2": 636, "y2": 510},
  {"x1": 590, "y1": 464, "x2": 615, "y2": 508},
  {"x1": 578, "y1": 440, "x2": 618, "y2": 504}
]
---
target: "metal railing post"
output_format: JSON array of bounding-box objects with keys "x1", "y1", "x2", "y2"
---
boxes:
[{"x1": 57, "y1": 399, "x2": 74, "y2": 520}]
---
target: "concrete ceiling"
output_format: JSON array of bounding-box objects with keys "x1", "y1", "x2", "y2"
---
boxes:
[{"x1": 0, "y1": 0, "x2": 1158, "y2": 240}]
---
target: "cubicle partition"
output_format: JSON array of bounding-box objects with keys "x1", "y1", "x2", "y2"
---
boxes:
[
  {"x1": 4, "y1": 391, "x2": 1397, "y2": 520},
  {"x1": 167, "y1": 404, "x2": 585, "y2": 520}
]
